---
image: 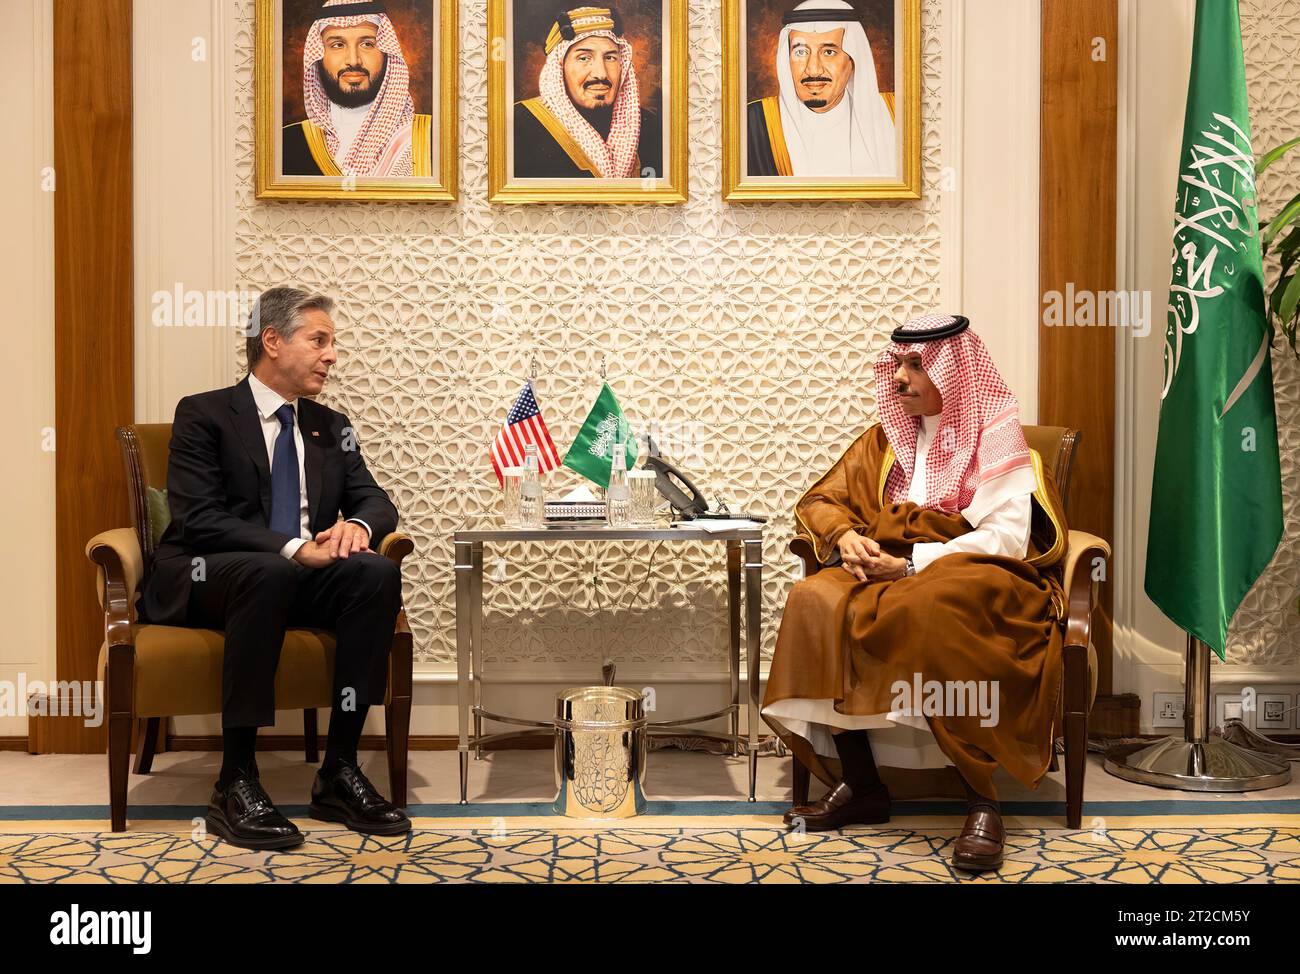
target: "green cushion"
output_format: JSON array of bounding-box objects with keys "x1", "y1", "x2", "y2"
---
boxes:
[{"x1": 145, "y1": 486, "x2": 171, "y2": 548}]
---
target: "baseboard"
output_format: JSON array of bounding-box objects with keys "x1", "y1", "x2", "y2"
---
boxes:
[
  {"x1": 0, "y1": 736, "x2": 29, "y2": 752},
  {"x1": 166, "y1": 733, "x2": 554, "y2": 752}
]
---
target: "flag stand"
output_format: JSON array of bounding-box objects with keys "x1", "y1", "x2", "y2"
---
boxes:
[{"x1": 1104, "y1": 634, "x2": 1291, "y2": 791}]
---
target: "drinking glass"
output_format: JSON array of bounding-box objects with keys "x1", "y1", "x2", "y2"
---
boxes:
[
  {"x1": 501, "y1": 468, "x2": 524, "y2": 525},
  {"x1": 628, "y1": 471, "x2": 659, "y2": 525}
]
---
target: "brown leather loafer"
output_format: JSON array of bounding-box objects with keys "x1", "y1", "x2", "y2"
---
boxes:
[
  {"x1": 951, "y1": 805, "x2": 1005, "y2": 872},
  {"x1": 784, "y1": 781, "x2": 890, "y2": 832},
  {"x1": 782, "y1": 780, "x2": 853, "y2": 825}
]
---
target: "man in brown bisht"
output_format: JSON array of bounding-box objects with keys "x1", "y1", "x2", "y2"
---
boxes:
[{"x1": 762, "y1": 313, "x2": 1068, "y2": 872}]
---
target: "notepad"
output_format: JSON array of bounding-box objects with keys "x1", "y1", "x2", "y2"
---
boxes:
[{"x1": 671, "y1": 519, "x2": 763, "y2": 533}]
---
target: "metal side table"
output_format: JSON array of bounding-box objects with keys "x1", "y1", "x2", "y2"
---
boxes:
[{"x1": 452, "y1": 517, "x2": 765, "y2": 803}]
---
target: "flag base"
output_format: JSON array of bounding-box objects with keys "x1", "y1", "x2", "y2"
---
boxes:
[
  {"x1": 1104, "y1": 736, "x2": 1290, "y2": 792},
  {"x1": 1103, "y1": 633, "x2": 1291, "y2": 792}
]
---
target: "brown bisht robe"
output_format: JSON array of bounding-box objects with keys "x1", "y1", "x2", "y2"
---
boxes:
[{"x1": 763, "y1": 423, "x2": 1069, "y2": 800}]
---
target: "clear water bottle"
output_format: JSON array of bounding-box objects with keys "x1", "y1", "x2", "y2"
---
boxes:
[
  {"x1": 606, "y1": 439, "x2": 630, "y2": 526},
  {"x1": 520, "y1": 443, "x2": 543, "y2": 527}
]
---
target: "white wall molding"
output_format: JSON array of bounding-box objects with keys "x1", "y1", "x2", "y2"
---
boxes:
[
  {"x1": 213, "y1": 0, "x2": 240, "y2": 389},
  {"x1": 957, "y1": 0, "x2": 1040, "y2": 418},
  {"x1": 0, "y1": 0, "x2": 56, "y2": 735},
  {"x1": 1112, "y1": 0, "x2": 1141, "y2": 696},
  {"x1": 938, "y1": 0, "x2": 964, "y2": 310},
  {"x1": 134, "y1": 0, "x2": 241, "y2": 423}
]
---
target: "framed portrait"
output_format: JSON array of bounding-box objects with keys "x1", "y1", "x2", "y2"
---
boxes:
[
  {"x1": 487, "y1": 0, "x2": 688, "y2": 204},
  {"x1": 255, "y1": 0, "x2": 458, "y2": 201},
  {"x1": 722, "y1": 0, "x2": 921, "y2": 201}
]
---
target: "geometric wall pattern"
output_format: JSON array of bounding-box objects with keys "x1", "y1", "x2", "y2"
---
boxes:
[
  {"x1": 232, "y1": 0, "x2": 948, "y2": 666},
  {"x1": 1227, "y1": 0, "x2": 1300, "y2": 666}
]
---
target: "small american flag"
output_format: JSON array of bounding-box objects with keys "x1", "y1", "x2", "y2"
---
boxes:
[{"x1": 490, "y1": 381, "x2": 561, "y2": 486}]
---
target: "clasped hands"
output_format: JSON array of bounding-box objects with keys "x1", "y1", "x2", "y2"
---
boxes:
[
  {"x1": 292, "y1": 520, "x2": 370, "y2": 569},
  {"x1": 836, "y1": 529, "x2": 909, "y2": 583}
]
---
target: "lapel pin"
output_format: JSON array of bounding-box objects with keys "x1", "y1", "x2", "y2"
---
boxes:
[{"x1": 311, "y1": 430, "x2": 320, "y2": 437}]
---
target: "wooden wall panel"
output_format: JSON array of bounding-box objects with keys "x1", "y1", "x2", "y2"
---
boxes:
[
  {"x1": 1040, "y1": 0, "x2": 1119, "y2": 695},
  {"x1": 49, "y1": 0, "x2": 134, "y2": 752}
]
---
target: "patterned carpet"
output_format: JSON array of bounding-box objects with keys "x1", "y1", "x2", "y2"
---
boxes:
[{"x1": 4, "y1": 810, "x2": 1300, "y2": 883}]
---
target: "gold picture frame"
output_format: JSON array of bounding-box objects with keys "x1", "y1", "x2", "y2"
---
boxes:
[
  {"x1": 487, "y1": 0, "x2": 689, "y2": 204},
  {"x1": 722, "y1": 0, "x2": 922, "y2": 201},
  {"x1": 255, "y1": 0, "x2": 459, "y2": 202}
]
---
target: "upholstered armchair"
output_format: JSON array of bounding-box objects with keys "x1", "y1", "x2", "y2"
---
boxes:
[
  {"x1": 85, "y1": 423, "x2": 415, "y2": 832},
  {"x1": 787, "y1": 425, "x2": 1111, "y2": 828}
]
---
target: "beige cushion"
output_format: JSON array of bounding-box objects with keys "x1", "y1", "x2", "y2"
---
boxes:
[{"x1": 98, "y1": 625, "x2": 344, "y2": 718}]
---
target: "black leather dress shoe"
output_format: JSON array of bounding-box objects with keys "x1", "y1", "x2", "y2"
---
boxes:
[
  {"x1": 205, "y1": 775, "x2": 304, "y2": 850},
  {"x1": 309, "y1": 762, "x2": 411, "y2": 836}
]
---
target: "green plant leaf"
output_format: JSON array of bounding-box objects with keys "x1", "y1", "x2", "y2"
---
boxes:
[
  {"x1": 1279, "y1": 225, "x2": 1300, "y2": 257},
  {"x1": 1280, "y1": 248, "x2": 1299, "y2": 283},
  {"x1": 1280, "y1": 268, "x2": 1300, "y2": 327},
  {"x1": 1263, "y1": 192, "x2": 1300, "y2": 249},
  {"x1": 1258, "y1": 137, "x2": 1300, "y2": 175}
]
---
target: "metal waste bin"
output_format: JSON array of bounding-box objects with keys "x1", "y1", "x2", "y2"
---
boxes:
[{"x1": 553, "y1": 686, "x2": 648, "y2": 818}]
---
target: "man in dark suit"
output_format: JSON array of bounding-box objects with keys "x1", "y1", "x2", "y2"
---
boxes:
[{"x1": 143, "y1": 286, "x2": 410, "y2": 850}]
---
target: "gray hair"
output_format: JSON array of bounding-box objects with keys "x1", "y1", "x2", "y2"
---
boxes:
[{"x1": 245, "y1": 287, "x2": 336, "y2": 369}]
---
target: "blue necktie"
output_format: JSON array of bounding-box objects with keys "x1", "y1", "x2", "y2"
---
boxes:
[{"x1": 269, "y1": 403, "x2": 301, "y2": 538}]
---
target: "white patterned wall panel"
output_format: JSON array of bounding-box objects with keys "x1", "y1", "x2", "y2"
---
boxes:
[
  {"x1": 232, "y1": 0, "x2": 948, "y2": 665},
  {"x1": 1227, "y1": 0, "x2": 1300, "y2": 666}
]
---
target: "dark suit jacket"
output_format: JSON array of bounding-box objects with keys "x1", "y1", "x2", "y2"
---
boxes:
[{"x1": 142, "y1": 376, "x2": 400, "y2": 625}]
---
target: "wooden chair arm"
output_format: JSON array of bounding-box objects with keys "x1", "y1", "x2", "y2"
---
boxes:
[
  {"x1": 378, "y1": 531, "x2": 414, "y2": 567},
  {"x1": 1063, "y1": 530, "x2": 1110, "y2": 649},
  {"x1": 380, "y1": 533, "x2": 415, "y2": 643},
  {"x1": 85, "y1": 528, "x2": 142, "y2": 647},
  {"x1": 789, "y1": 535, "x2": 825, "y2": 578}
]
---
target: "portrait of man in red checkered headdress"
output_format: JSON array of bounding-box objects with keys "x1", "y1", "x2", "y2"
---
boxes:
[{"x1": 282, "y1": 0, "x2": 437, "y2": 178}]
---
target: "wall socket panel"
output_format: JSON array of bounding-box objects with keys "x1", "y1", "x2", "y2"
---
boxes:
[
  {"x1": 1152, "y1": 692, "x2": 1185, "y2": 728},
  {"x1": 1153, "y1": 686, "x2": 1298, "y2": 732}
]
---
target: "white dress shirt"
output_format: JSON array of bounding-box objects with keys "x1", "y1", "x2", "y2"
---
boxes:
[
  {"x1": 907, "y1": 412, "x2": 1032, "y2": 572},
  {"x1": 247, "y1": 372, "x2": 369, "y2": 560}
]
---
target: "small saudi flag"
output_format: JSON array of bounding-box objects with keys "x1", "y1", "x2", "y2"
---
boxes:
[
  {"x1": 563, "y1": 383, "x2": 638, "y2": 490},
  {"x1": 1145, "y1": 0, "x2": 1283, "y2": 660}
]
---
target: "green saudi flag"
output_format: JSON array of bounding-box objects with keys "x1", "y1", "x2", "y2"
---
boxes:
[
  {"x1": 563, "y1": 383, "x2": 638, "y2": 490},
  {"x1": 1145, "y1": 0, "x2": 1283, "y2": 660}
]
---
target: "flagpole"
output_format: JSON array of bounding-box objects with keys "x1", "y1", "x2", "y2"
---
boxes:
[{"x1": 1104, "y1": 633, "x2": 1290, "y2": 791}]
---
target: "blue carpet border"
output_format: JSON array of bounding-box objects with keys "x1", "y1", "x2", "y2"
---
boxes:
[{"x1": 4, "y1": 797, "x2": 1300, "y2": 821}]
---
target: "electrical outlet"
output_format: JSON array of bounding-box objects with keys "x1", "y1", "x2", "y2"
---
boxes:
[
  {"x1": 1152, "y1": 692, "x2": 1184, "y2": 728},
  {"x1": 1215, "y1": 692, "x2": 1248, "y2": 729},
  {"x1": 1256, "y1": 693, "x2": 1292, "y2": 731}
]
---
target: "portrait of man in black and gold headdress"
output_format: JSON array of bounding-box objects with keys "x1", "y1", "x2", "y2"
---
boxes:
[
  {"x1": 512, "y1": 5, "x2": 662, "y2": 180},
  {"x1": 488, "y1": 0, "x2": 686, "y2": 203}
]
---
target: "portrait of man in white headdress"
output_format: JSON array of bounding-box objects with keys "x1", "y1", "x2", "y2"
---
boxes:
[
  {"x1": 511, "y1": 3, "x2": 663, "y2": 180},
  {"x1": 281, "y1": 0, "x2": 437, "y2": 178},
  {"x1": 745, "y1": 0, "x2": 898, "y2": 179}
]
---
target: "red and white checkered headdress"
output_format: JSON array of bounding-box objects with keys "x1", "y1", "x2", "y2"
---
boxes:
[
  {"x1": 302, "y1": 0, "x2": 416, "y2": 176},
  {"x1": 873, "y1": 314, "x2": 1036, "y2": 522}
]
